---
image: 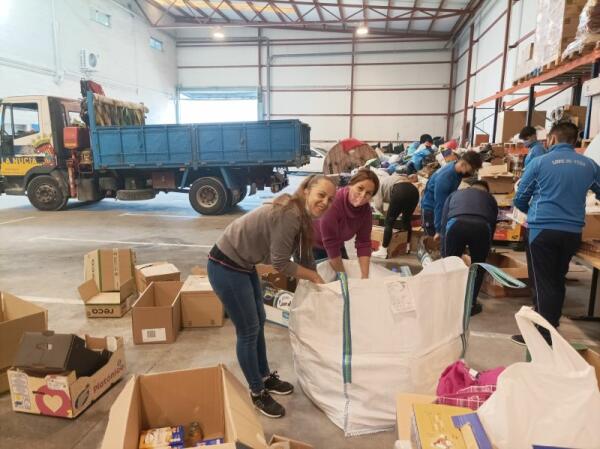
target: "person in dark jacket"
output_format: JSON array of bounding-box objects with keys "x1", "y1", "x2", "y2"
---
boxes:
[
  {"x1": 420, "y1": 151, "x2": 483, "y2": 239},
  {"x1": 440, "y1": 180, "x2": 498, "y2": 315},
  {"x1": 519, "y1": 126, "x2": 546, "y2": 168},
  {"x1": 512, "y1": 122, "x2": 600, "y2": 346}
]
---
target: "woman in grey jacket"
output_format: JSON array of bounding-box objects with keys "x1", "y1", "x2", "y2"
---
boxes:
[{"x1": 207, "y1": 175, "x2": 336, "y2": 418}]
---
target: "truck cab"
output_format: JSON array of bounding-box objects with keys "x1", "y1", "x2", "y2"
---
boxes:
[{"x1": 0, "y1": 95, "x2": 80, "y2": 209}]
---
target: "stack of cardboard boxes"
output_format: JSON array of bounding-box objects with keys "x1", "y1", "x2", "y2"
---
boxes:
[{"x1": 0, "y1": 293, "x2": 47, "y2": 393}]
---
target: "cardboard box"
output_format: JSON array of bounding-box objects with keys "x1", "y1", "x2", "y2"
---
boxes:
[
  {"x1": 0, "y1": 292, "x2": 47, "y2": 393},
  {"x1": 7, "y1": 335, "x2": 125, "y2": 418},
  {"x1": 479, "y1": 163, "x2": 508, "y2": 177},
  {"x1": 180, "y1": 275, "x2": 224, "y2": 328},
  {"x1": 495, "y1": 111, "x2": 546, "y2": 143},
  {"x1": 78, "y1": 279, "x2": 137, "y2": 318},
  {"x1": 583, "y1": 214, "x2": 600, "y2": 240},
  {"x1": 493, "y1": 222, "x2": 525, "y2": 242},
  {"x1": 135, "y1": 262, "x2": 181, "y2": 293},
  {"x1": 396, "y1": 393, "x2": 437, "y2": 443},
  {"x1": 191, "y1": 265, "x2": 208, "y2": 276},
  {"x1": 493, "y1": 193, "x2": 514, "y2": 207},
  {"x1": 13, "y1": 331, "x2": 110, "y2": 378},
  {"x1": 84, "y1": 248, "x2": 135, "y2": 292},
  {"x1": 100, "y1": 364, "x2": 311, "y2": 449},
  {"x1": 269, "y1": 436, "x2": 314, "y2": 449},
  {"x1": 256, "y1": 264, "x2": 297, "y2": 292},
  {"x1": 371, "y1": 226, "x2": 408, "y2": 258},
  {"x1": 480, "y1": 174, "x2": 515, "y2": 194},
  {"x1": 132, "y1": 281, "x2": 182, "y2": 345},
  {"x1": 481, "y1": 253, "x2": 530, "y2": 297},
  {"x1": 579, "y1": 347, "x2": 600, "y2": 391}
]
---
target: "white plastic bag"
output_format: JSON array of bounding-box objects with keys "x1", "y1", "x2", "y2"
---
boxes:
[
  {"x1": 478, "y1": 306, "x2": 600, "y2": 449},
  {"x1": 289, "y1": 258, "x2": 468, "y2": 436}
]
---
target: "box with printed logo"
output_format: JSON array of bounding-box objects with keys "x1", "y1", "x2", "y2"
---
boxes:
[{"x1": 7, "y1": 335, "x2": 125, "y2": 418}]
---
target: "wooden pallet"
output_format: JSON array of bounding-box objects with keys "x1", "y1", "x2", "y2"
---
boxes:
[{"x1": 561, "y1": 40, "x2": 600, "y2": 62}]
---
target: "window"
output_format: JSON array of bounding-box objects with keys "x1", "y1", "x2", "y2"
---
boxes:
[
  {"x1": 91, "y1": 9, "x2": 111, "y2": 27},
  {"x1": 2, "y1": 105, "x2": 13, "y2": 138},
  {"x1": 150, "y1": 37, "x2": 163, "y2": 51},
  {"x1": 178, "y1": 90, "x2": 258, "y2": 124},
  {"x1": 11, "y1": 103, "x2": 40, "y2": 139}
]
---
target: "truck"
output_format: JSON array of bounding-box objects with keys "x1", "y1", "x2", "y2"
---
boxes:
[{"x1": 0, "y1": 81, "x2": 310, "y2": 215}]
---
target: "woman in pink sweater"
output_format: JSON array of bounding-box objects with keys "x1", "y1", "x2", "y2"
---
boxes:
[{"x1": 313, "y1": 169, "x2": 379, "y2": 279}]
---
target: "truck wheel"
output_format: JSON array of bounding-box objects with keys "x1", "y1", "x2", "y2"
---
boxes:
[
  {"x1": 189, "y1": 177, "x2": 230, "y2": 215},
  {"x1": 27, "y1": 175, "x2": 68, "y2": 211},
  {"x1": 238, "y1": 185, "x2": 248, "y2": 203}
]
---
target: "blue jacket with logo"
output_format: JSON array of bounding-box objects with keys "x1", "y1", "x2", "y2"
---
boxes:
[
  {"x1": 421, "y1": 161, "x2": 463, "y2": 232},
  {"x1": 514, "y1": 143, "x2": 600, "y2": 235},
  {"x1": 524, "y1": 140, "x2": 546, "y2": 168}
]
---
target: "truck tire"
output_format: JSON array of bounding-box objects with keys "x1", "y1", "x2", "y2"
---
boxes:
[
  {"x1": 116, "y1": 189, "x2": 155, "y2": 201},
  {"x1": 27, "y1": 175, "x2": 68, "y2": 211},
  {"x1": 189, "y1": 177, "x2": 230, "y2": 215}
]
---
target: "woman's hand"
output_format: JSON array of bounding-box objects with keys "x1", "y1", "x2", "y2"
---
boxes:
[{"x1": 310, "y1": 272, "x2": 326, "y2": 284}]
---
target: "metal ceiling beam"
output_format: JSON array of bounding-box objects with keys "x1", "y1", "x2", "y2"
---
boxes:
[
  {"x1": 202, "y1": 0, "x2": 230, "y2": 22},
  {"x1": 289, "y1": 0, "x2": 303, "y2": 22},
  {"x1": 384, "y1": 0, "x2": 392, "y2": 33},
  {"x1": 407, "y1": 0, "x2": 418, "y2": 31},
  {"x1": 223, "y1": 0, "x2": 249, "y2": 21},
  {"x1": 267, "y1": 1, "x2": 290, "y2": 22},
  {"x1": 246, "y1": 1, "x2": 268, "y2": 22},
  {"x1": 278, "y1": 1, "x2": 465, "y2": 13},
  {"x1": 314, "y1": 0, "x2": 325, "y2": 22},
  {"x1": 427, "y1": 0, "x2": 445, "y2": 33}
]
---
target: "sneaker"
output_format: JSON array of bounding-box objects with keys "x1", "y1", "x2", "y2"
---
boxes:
[
  {"x1": 510, "y1": 334, "x2": 526, "y2": 346},
  {"x1": 372, "y1": 246, "x2": 388, "y2": 259},
  {"x1": 470, "y1": 303, "x2": 483, "y2": 316},
  {"x1": 251, "y1": 390, "x2": 285, "y2": 418},
  {"x1": 264, "y1": 371, "x2": 294, "y2": 395}
]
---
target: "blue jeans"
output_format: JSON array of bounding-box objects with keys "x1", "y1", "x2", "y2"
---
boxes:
[{"x1": 207, "y1": 259, "x2": 269, "y2": 393}]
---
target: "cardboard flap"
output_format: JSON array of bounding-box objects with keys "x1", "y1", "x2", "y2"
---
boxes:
[
  {"x1": 182, "y1": 275, "x2": 214, "y2": 293},
  {"x1": 269, "y1": 435, "x2": 314, "y2": 449},
  {"x1": 191, "y1": 266, "x2": 208, "y2": 276},
  {"x1": 1, "y1": 293, "x2": 47, "y2": 322},
  {"x1": 78, "y1": 280, "x2": 100, "y2": 303},
  {"x1": 479, "y1": 164, "x2": 509, "y2": 177},
  {"x1": 100, "y1": 375, "x2": 141, "y2": 449},
  {"x1": 221, "y1": 365, "x2": 268, "y2": 449},
  {"x1": 138, "y1": 263, "x2": 179, "y2": 277}
]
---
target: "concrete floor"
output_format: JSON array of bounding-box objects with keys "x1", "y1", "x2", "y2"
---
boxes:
[{"x1": 0, "y1": 174, "x2": 599, "y2": 449}]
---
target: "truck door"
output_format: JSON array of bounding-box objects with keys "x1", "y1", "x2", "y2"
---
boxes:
[{"x1": 0, "y1": 101, "x2": 53, "y2": 177}]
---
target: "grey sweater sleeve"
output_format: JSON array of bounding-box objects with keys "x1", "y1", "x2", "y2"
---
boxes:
[{"x1": 270, "y1": 209, "x2": 301, "y2": 277}]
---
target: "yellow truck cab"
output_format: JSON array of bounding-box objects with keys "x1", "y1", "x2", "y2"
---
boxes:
[{"x1": 0, "y1": 95, "x2": 81, "y2": 209}]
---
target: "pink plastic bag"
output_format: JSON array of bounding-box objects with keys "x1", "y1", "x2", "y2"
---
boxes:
[{"x1": 436, "y1": 360, "x2": 504, "y2": 410}]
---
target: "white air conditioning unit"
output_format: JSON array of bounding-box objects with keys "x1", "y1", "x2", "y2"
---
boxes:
[{"x1": 80, "y1": 50, "x2": 100, "y2": 72}]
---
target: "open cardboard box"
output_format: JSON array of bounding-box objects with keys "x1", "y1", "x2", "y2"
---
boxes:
[
  {"x1": 481, "y1": 253, "x2": 530, "y2": 298},
  {"x1": 100, "y1": 365, "x2": 313, "y2": 449},
  {"x1": 84, "y1": 248, "x2": 135, "y2": 292},
  {"x1": 396, "y1": 393, "x2": 437, "y2": 445},
  {"x1": 7, "y1": 335, "x2": 125, "y2": 418},
  {"x1": 132, "y1": 281, "x2": 182, "y2": 345},
  {"x1": 78, "y1": 279, "x2": 137, "y2": 318},
  {"x1": 180, "y1": 275, "x2": 224, "y2": 328},
  {"x1": 256, "y1": 264, "x2": 297, "y2": 292},
  {"x1": 371, "y1": 226, "x2": 408, "y2": 258},
  {"x1": 135, "y1": 262, "x2": 180, "y2": 293},
  {"x1": 0, "y1": 292, "x2": 47, "y2": 393}
]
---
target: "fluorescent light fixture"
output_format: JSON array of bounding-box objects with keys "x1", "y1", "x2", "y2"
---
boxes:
[
  {"x1": 213, "y1": 28, "x2": 225, "y2": 39},
  {"x1": 356, "y1": 24, "x2": 369, "y2": 36}
]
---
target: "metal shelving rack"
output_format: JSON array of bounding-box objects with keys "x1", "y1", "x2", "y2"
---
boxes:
[{"x1": 470, "y1": 48, "x2": 600, "y2": 144}]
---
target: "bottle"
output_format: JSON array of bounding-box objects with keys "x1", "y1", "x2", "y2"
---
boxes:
[{"x1": 185, "y1": 422, "x2": 203, "y2": 447}]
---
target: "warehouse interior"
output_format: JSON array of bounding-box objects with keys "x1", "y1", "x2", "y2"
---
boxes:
[{"x1": 1, "y1": 1, "x2": 600, "y2": 449}]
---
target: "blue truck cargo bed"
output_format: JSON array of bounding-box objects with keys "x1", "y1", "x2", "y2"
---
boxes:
[{"x1": 88, "y1": 93, "x2": 310, "y2": 170}]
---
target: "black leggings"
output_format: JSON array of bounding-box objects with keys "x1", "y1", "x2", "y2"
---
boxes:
[{"x1": 384, "y1": 183, "x2": 420, "y2": 247}]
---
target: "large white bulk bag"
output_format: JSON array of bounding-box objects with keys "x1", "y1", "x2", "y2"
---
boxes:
[{"x1": 289, "y1": 257, "x2": 470, "y2": 436}]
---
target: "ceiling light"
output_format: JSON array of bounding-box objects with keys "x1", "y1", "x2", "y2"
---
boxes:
[
  {"x1": 213, "y1": 28, "x2": 225, "y2": 39},
  {"x1": 356, "y1": 24, "x2": 369, "y2": 36}
]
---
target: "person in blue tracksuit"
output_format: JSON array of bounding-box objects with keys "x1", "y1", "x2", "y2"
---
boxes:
[
  {"x1": 440, "y1": 180, "x2": 498, "y2": 316},
  {"x1": 402, "y1": 134, "x2": 435, "y2": 174},
  {"x1": 519, "y1": 126, "x2": 547, "y2": 168},
  {"x1": 512, "y1": 122, "x2": 600, "y2": 346},
  {"x1": 420, "y1": 151, "x2": 483, "y2": 240}
]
